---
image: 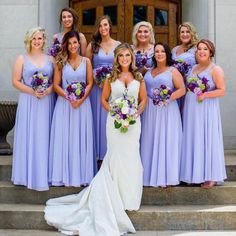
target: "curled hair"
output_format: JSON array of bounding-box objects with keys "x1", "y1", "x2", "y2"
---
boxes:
[
  {"x1": 152, "y1": 42, "x2": 173, "y2": 67},
  {"x1": 132, "y1": 21, "x2": 155, "y2": 47},
  {"x1": 91, "y1": 15, "x2": 112, "y2": 54},
  {"x1": 178, "y1": 22, "x2": 199, "y2": 50},
  {"x1": 24, "y1": 27, "x2": 46, "y2": 53},
  {"x1": 108, "y1": 43, "x2": 143, "y2": 83},
  {"x1": 60, "y1": 8, "x2": 79, "y2": 31},
  {"x1": 197, "y1": 39, "x2": 215, "y2": 58},
  {"x1": 56, "y1": 30, "x2": 80, "y2": 69}
]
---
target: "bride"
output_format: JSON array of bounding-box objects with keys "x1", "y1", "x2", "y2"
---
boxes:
[{"x1": 44, "y1": 43, "x2": 147, "y2": 236}]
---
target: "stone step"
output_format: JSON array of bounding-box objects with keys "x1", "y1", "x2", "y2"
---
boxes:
[
  {"x1": 1, "y1": 230, "x2": 236, "y2": 236},
  {"x1": 0, "y1": 204, "x2": 236, "y2": 231},
  {"x1": 1, "y1": 152, "x2": 236, "y2": 181},
  {"x1": 1, "y1": 181, "x2": 236, "y2": 205}
]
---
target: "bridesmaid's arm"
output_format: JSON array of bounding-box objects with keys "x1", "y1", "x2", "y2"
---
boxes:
[
  {"x1": 198, "y1": 66, "x2": 226, "y2": 102},
  {"x1": 79, "y1": 32, "x2": 88, "y2": 57},
  {"x1": 101, "y1": 79, "x2": 111, "y2": 112},
  {"x1": 138, "y1": 79, "x2": 147, "y2": 115},
  {"x1": 171, "y1": 68, "x2": 186, "y2": 100},
  {"x1": 12, "y1": 55, "x2": 40, "y2": 98},
  {"x1": 53, "y1": 64, "x2": 66, "y2": 98},
  {"x1": 44, "y1": 56, "x2": 55, "y2": 96},
  {"x1": 85, "y1": 43, "x2": 93, "y2": 61},
  {"x1": 71, "y1": 58, "x2": 94, "y2": 109}
]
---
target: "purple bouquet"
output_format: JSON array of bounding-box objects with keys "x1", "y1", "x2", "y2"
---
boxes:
[
  {"x1": 187, "y1": 76, "x2": 209, "y2": 102},
  {"x1": 110, "y1": 91, "x2": 138, "y2": 133},
  {"x1": 135, "y1": 51, "x2": 148, "y2": 69},
  {"x1": 173, "y1": 59, "x2": 191, "y2": 78},
  {"x1": 65, "y1": 81, "x2": 86, "y2": 102},
  {"x1": 48, "y1": 38, "x2": 61, "y2": 57},
  {"x1": 31, "y1": 71, "x2": 52, "y2": 92},
  {"x1": 94, "y1": 66, "x2": 112, "y2": 86},
  {"x1": 151, "y1": 85, "x2": 173, "y2": 106}
]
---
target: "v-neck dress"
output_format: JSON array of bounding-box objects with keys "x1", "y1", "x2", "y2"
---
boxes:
[{"x1": 49, "y1": 57, "x2": 96, "y2": 187}]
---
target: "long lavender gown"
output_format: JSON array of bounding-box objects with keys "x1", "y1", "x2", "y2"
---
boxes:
[
  {"x1": 172, "y1": 46, "x2": 196, "y2": 110},
  {"x1": 180, "y1": 64, "x2": 226, "y2": 183},
  {"x1": 49, "y1": 57, "x2": 95, "y2": 186},
  {"x1": 141, "y1": 68, "x2": 182, "y2": 187},
  {"x1": 91, "y1": 42, "x2": 120, "y2": 160},
  {"x1": 11, "y1": 55, "x2": 55, "y2": 191}
]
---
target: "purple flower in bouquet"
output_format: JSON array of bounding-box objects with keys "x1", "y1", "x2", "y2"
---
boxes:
[
  {"x1": 187, "y1": 76, "x2": 210, "y2": 102},
  {"x1": 31, "y1": 71, "x2": 52, "y2": 92},
  {"x1": 135, "y1": 51, "x2": 148, "y2": 69},
  {"x1": 48, "y1": 38, "x2": 61, "y2": 57},
  {"x1": 94, "y1": 66, "x2": 112, "y2": 86},
  {"x1": 109, "y1": 91, "x2": 138, "y2": 133},
  {"x1": 151, "y1": 85, "x2": 173, "y2": 106},
  {"x1": 65, "y1": 81, "x2": 86, "y2": 102},
  {"x1": 173, "y1": 59, "x2": 191, "y2": 79}
]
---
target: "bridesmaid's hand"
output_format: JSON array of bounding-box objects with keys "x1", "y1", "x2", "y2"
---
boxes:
[
  {"x1": 197, "y1": 93, "x2": 205, "y2": 102},
  {"x1": 70, "y1": 99, "x2": 83, "y2": 109},
  {"x1": 34, "y1": 90, "x2": 46, "y2": 99}
]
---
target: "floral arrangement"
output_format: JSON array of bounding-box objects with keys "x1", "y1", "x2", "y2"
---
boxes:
[
  {"x1": 48, "y1": 38, "x2": 61, "y2": 57},
  {"x1": 109, "y1": 90, "x2": 138, "y2": 133},
  {"x1": 31, "y1": 71, "x2": 52, "y2": 92},
  {"x1": 151, "y1": 85, "x2": 173, "y2": 106},
  {"x1": 65, "y1": 81, "x2": 86, "y2": 101},
  {"x1": 94, "y1": 66, "x2": 112, "y2": 86},
  {"x1": 187, "y1": 76, "x2": 209, "y2": 102},
  {"x1": 173, "y1": 59, "x2": 191, "y2": 78},
  {"x1": 135, "y1": 51, "x2": 148, "y2": 69}
]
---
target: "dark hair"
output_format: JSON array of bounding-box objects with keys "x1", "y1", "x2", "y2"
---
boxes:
[
  {"x1": 197, "y1": 39, "x2": 215, "y2": 58},
  {"x1": 152, "y1": 42, "x2": 173, "y2": 67},
  {"x1": 60, "y1": 8, "x2": 79, "y2": 32},
  {"x1": 91, "y1": 15, "x2": 112, "y2": 54}
]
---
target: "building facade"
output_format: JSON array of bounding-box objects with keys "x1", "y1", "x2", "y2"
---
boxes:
[{"x1": 0, "y1": 0, "x2": 235, "y2": 149}]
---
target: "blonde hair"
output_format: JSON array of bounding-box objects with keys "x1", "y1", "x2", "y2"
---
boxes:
[
  {"x1": 132, "y1": 21, "x2": 155, "y2": 47},
  {"x1": 109, "y1": 43, "x2": 143, "y2": 83},
  {"x1": 24, "y1": 27, "x2": 46, "y2": 53},
  {"x1": 178, "y1": 22, "x2": 199, "y2": 50}
]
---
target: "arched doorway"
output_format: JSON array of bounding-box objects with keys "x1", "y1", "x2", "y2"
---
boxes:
[{"x1": 70, "y1": 0, "x2": 181, "y2": 48}]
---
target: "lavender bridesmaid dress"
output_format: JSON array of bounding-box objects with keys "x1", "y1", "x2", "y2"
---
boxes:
[
  {"x1": 180, "y1": 64, "x2": 226, "y2": 183},
  {"x1": 49, "y1": 57, "x2": 95, "y2": 186},
  {"x1": 172, "y1": 46, "x2": 196, "y2": 111},
  {"x1": 11, "y1": 55, "x2": 55, "y2": 191},
  {"x1": 91, "y1": 42, "x2": 120, "y2": 160},
  {"x1": 140, "y1": 68, "x2": 182, "y2": 187}
]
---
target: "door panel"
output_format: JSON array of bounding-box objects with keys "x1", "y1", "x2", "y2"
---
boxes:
[{"x1": 70, "y1": 0, "x2": 181, "y2": 48}]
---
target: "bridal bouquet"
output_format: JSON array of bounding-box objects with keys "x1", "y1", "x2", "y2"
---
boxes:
[
  {"x1": 94, "y1": 66, "x2": 112, "y2": 86},
  {"x1": 110, "y1": 91, "x2": 138, "y2": 133},
  {"x1": 31, "y1": 71, "x2": 52, "y2": 92},
  {"x1": 187, "y1": 76, "x2": 209, "y2": 103},
  {"x1": 65, "y1": 81, "x2": 86, "y2": 101},
  {"x1": 135, "y1": 51, "x2": 148, "y2": 69},
  {"x1": 173, "y1": 59, "x2": 191, "y2": 78},
  {"x1": 48, "y1": 38, "x2": 61, "y2": 57},
  {"x1": 151, "y1": 85, "x2": 173, "y2": 106}
]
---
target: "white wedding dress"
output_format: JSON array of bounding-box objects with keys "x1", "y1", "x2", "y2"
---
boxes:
[{"x1": 44, "y1": 79, "x2": 143, "y2": 236}]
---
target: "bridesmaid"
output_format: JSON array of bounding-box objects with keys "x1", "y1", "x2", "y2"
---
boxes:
[
  {"x1": 86, "y1": 15, "x2": 120, "y2": 161},
  {"x1": 141, "y1": 42, "x2": 185, "y2": 187},
  {"x1": 180, "y1": 39, "x2": 226, "y2": 188},
  {"x1": 131, "y1": 21, "x2": 155, "y2": 75},
  {"x1": 172, "y1": 22, "x2": 199, "y2": 111},
  {"x1": 49, "y1": 30, "x2": 95, "y2": 187},
  {"x1": 12, "y1": 27, "x2": 55, "y2": 191},
  {"x1": 52, "y1": 7, "x2": 87, "y2": 56}
]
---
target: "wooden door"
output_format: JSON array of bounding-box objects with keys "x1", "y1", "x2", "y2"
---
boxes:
[
  {"x1": 70, "y1": 0, "x2": 181, "y2": 48},
  {"x1": 70, "y1": 0, "x2": 125, "y2": 43}
]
